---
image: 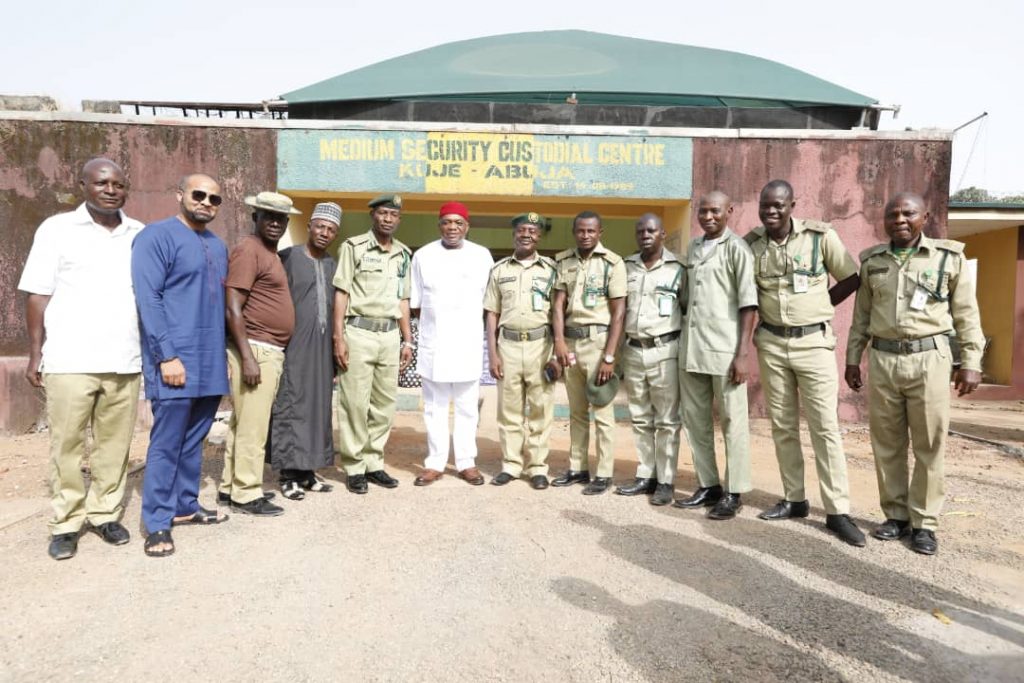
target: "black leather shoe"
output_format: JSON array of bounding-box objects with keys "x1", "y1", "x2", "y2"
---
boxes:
[
  {"x1": 491, "y1": 472, "x2": 515, "y2": 486},
  {"x1": 530, "y1": 475, "x2": 549, "y2": 490},
  {"x1": 650, "y1": 483, "x2": 674, "y2": 506},
  {"x1": 366, "y1": 470, "x2": 399, "y2": 488},
  {"x1": 582, "y1": 477, "x2": 612, "y2": 495},
  {"x1": 48, "y1": 532, "x2": 78, "y2": 561},
  {"x1": 911, "y1": 528, "x2": 938, "y2": 555},
  {"x1": 231, "y1": 497, "x2": 284, "y2": 517},
  {"x1": 873, "y1": 518, "x2": 910, "y2": 541},
  {"x1": 217, "y1": 490, "x2": 275, "y2": 505},
  {"x1": 551, "y1": 470, "x2": 590, "y2": 487},
  {"x1": 708, "y1": 493, "x2": 742, "y2": 520},
  {"x1": 347, "y1": 474, "x2": 368, "y2": 494},
  {"x1": 615, "y1": 477, "x2": 657, "y2": 496},
  {"x1": 673, "y1": 485, "x2": 723, "y2": 509},
  {"x1": 758, "y1": 499, "x2": 810, "y2": 520},
  {"x1": 91, "y1": 521, "x2": 130, "y2": 546},
  {"x1": 826, "y1": 514, "x2": 867, "y2": 547}
]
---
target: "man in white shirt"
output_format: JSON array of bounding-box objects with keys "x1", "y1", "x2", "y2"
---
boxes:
[
  {"x1": 18, "y1": 158, "x2": 145, "y2": 560},
  {"x1": 411, "y1": 202, "x2": 493, "y2": 486}
]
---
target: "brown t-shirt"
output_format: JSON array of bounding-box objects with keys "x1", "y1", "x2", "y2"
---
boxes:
[{"x1": 225, "y1": 235, "x2": 295, "y2": 347}]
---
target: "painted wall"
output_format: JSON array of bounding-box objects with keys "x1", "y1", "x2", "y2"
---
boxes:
[
  {"x1": 0, "y1": 118, "x2": 276, "y2": 431},
  {"x1": 961, "y1": 227, "x2": 1019, "y2": 385},
  {"x1": 691, "y1": 137, "x2": 953, "y2": 420},
  {"x1": 0, "y1": 115, "x2": 951, "y2": 430}
]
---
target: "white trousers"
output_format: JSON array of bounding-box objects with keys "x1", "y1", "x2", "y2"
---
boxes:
[{"x1": 421, "y1": 378, "x2": 480, "y2": 472}]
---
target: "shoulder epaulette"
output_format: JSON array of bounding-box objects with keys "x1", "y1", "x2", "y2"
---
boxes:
[
  {"x1": 743, "y1": 227, "x2": 766, "y2": 245},
  {"x1": 539, "y1": 255, "x2": 557, "y2": 269},
  {"x1": 799, "y1": 219, "x2": 831, "y2": 234},
  {"x1": 555, "y1": 248, "x2": 575, "y2": 261},
  {"x1": 344, "y1": 233, "x2": 371, "y2": 247},
  {"x1": 600, "y1": 250, "x2": 623, "y2": 265},
  {"x1": 934, "y1": 239, "x2": 965, "y2": 255},
  {"x1": 859, "y1": 243, "x2": 889, "y2": 261},
  {"x1": 491, "y1": 255, "x2": 513, "y2": 269}
]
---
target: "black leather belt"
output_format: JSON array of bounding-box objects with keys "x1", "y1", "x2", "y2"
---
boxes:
[
  {"x1": 627, "y1": 331, "x2": 681, "y2": 349},
  {"x1": 759, "y1": 321, "x2": 826, "y2": 339},
  {"x1": 872, "y1": 336, "x2": 940, "y2": 354},
  {"x1": 501, "y1": 326, "x2": 550, "y2": 342},
  {"x1": 565, "y1": 324, "x2": 609, "y2": 339},
  {"x1": 347, "y1": 316, "x2": 398, "y2": 333}
]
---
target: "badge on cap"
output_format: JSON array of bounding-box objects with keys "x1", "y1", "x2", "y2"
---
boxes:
[
  {"x1": 528, "y1": 212, "x2": 540, "y2": 224},
  {"x1": 393, "y1": 195, "x2": 402, "y2": 208}
]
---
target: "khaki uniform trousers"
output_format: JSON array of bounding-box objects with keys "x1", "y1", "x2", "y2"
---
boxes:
[
  {"x1": 337, "y1": 325, "x2": 400, "y2": 476},
  {"x1": 622, "y1": 342, "x2": 681, "y2": 484},
  {"x1": 868, "y1": 345, "x2": 951, "y2": 531},
  {"x1": 756, "y1": 330, "x2": 851, "y2": 514},
  {"x1": 496, "y1": 335, "x2": 554, "y2": 477},
  {"x1": 565, "y1": 333, "x2": 616, "y2": 478},
  {"x1": 44, "y1": 372, "x2": 141, "y2": 535},
  {"x1": 222, "y1": 343, "x2": 285, "y2": 504},
  {"x1": 679, "y1": 369, "x2": 751, "y2": 493}
]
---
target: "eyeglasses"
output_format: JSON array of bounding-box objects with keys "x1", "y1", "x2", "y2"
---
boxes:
[{"x1": 190, "y1": 190, "x2": 223, "y2": 206}]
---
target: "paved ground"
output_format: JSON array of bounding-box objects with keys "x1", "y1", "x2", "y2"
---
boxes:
[{"x1": 1, "y1": 389, "x2": 1022, "y2": 681}]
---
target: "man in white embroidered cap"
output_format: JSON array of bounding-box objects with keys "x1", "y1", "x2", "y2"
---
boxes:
[{"x1": 268, "y1": 202, "x2": 341, "y2": 500}]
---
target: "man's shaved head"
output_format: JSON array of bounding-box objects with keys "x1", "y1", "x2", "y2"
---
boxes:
[
  {"x1": 636, "y1": 212, "x2": 662, "y2": 229},
  {"x1": 80, "y1": 157, "x2": 123, "y2": 181},
  {"x1": 178, "y1": 173, "x2": 218, "y2": 191},
  {"x1": 699, "y1": 190, "x2": 732, "y2": 208},
  {"x1": 760, "y1": 179, "x2": 794, "y2": 202},
  {"x1": 884, "y1": 191, "x2": 926, "y2": 213}
]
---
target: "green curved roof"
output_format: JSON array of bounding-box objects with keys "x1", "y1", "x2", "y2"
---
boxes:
[{"x1": 283, "y1": 30, "x2": 875, "y2": 108}]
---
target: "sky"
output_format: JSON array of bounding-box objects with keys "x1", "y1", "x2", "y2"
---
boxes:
[{"x1": 5, "y1": 0, "x2": 1021, "y2": 194}]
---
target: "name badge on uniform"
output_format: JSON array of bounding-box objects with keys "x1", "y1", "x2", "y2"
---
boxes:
[
  {"x1": 658, "y1": 294, "x2": 673, "y2": 317},
  {"x1": 532, "y1": 290, "x2": 545, "y2": 311},
  {"x1": 582, "y1": 289, "x2": 597, "y2": 308},
  {"x1": 910, "y1": 286, "x2": 928, "y2": 310},
  {"x1": 793, "y1": 272, "x2": 809, "y2": 293}
]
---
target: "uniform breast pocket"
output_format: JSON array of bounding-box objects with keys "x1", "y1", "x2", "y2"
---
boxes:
[
  {"x1": 867, "y1": 267, "x2": 891, "y2": 291},
  {"x1": 758, "y1": 251, "x2": 787, "y2": 279},
  {"x1": 500, "y1": 286, "x2": 519, "y2": 309}
]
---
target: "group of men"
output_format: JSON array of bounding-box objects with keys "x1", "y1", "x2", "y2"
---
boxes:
[{"x1": 20, "y1": 156, "x2": 983, "y2": 561}]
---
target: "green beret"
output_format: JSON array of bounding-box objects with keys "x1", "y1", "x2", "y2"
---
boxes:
[
  {"x1": 369, "y1": 194, "x2": 402, "y2": 210},
  {"x1": 511, "y1": 211, "x2": 544, "y2": 228}
]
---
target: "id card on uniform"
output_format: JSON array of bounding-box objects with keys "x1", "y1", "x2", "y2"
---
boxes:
[
  {"x1": 397, "y1": 281, "x2": 404, "y2": 298},
  {"x1": 910, "y1": 286, "x2": 928, "y2": 310},
  {"x1": 532, "y1": 290, "x2": 545, "y2": 311},
  {"x1": 582, "y1": 290, "x2": 597, "y2": 308},
  {"x1": 792, "y1": 272, "x2": 809, "y2": 293},
  {"x1": 658, "y1": 294, "x2": 673, "y2": 317}
]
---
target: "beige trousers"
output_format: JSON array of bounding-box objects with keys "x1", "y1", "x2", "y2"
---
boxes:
[
  {"x1": 336, "y1": 325, "x2": 400, "y2": 476},
  {"x1": 756, "y1": 330, "x2": 851, "y2": 514},
  {"x1": 868, "y1": 345, "x2": 951, "y2": 531},
  {"x1": 44, "y1": 372, "x2": 141, "y2": 535},
  {"x1": 564, "y1": 333, "x2": 616, "y2": 478},
  {"x1": 221, "y1": 343, "x2": 285, "y2": 504},
  {"x1": 622, "y1": 343, "x2": 681, "y2": 484},
  {"x1": 679, "y1": 369, "x2": 751, "y2": 493},
  {"x1": 496, "y1": 335, "x2": 554, "y2": 477}
]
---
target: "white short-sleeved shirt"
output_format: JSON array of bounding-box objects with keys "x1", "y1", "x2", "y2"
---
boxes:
[
  {"x1": 411, "y1": 239, "x2": 493, "y2": 382},
  {"x1": 18, "y1": 203, "x2": 145, "y2": 374}
]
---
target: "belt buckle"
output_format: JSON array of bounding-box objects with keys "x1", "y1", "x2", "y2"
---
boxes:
[
  {"x1": 519, "y1": 331, "x2": 530, "y2": 342},
  {"x1": 899, "y1": 339, "x2": 913, "y2": 354},
  {"x1": 653, "y1": 335, "x2": 664, "y2": 348},
  {"x1": 791, "y1": 326, "x2": 804, "y2": 338}
]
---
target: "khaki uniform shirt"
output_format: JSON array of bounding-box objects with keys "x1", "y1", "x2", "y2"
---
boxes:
[
  {"x1": 554, "y1": 242, "x2": 627, "y2": 327},
  {"x1": 483, "y1": 254, "x2": 558, "y2": 330},
  {"x1": 745, "y1": 218, "x2": 859, "y2": 327},
  {"x1": 624, "y1": 248, "x2": 685, "y2": 339},
  {"x1": 846, "y1": 235, "x2": 985, "y2": 372},
  {"x1": 679, "y1": 228, "x2": 758, "y2": 375},
  {"x1": 332, "y1": 230, "x2": 412, "y2": 319}
]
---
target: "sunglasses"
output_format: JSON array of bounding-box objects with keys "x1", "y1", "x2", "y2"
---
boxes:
[{"x1": 190, "y1": 189, "x2": 223, "y2": 207}]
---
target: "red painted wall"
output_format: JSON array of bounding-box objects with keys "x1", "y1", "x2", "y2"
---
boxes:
[
  {"x1": 0, "y1": 119, "x2": 276, "y2": 431},
  {"x1": 691, "y1": 137, "x2": 953, "y2": 419}
]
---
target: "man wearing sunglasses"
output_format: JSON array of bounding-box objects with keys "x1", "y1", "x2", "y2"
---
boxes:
[
  {"x1": 132, "y1": 174, "x2": 231, "y2": 557},
  {"x1": 219, "y1": 192, "x2": 299, "y2": 517},
  {"x1": 19, "y1": 157, "x2": 144, "y2": 560}
]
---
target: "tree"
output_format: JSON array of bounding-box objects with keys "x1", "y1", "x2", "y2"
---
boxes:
[{"x1": 950, "y1": 186, "x2": 993, "y2": 203}]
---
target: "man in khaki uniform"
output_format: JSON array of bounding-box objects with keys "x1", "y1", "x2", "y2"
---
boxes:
[
  {"x1": 746, "y1": 180, "x2": 865, "y2": 546},
  {"x1": 615, "y1": 213, "x2": 685, "y2": 506},
  {"x1": 333, "y1": 195, "x2": 415, "y2": 494},
  {"x1": 675, "y1": 191, "x2": 757, "y2": 520},
  {"x1": 484, "y1": 212, "x2": 559, "y2": 490},
  {"x1": 552, "y1": 211, "x2": 627, "y2": 495},
  {"x1": 846, "y1": 192, "x2": 983, "y2": 555}
]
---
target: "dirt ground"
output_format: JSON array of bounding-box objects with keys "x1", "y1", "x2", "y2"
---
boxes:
[{"x1": 1, "y1": 389, "x2": 1022, "y2": 682}]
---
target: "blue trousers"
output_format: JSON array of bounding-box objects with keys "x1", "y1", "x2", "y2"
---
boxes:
[{"x1": 141, "y1": 396, "x2": 220, "y2": 533}]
